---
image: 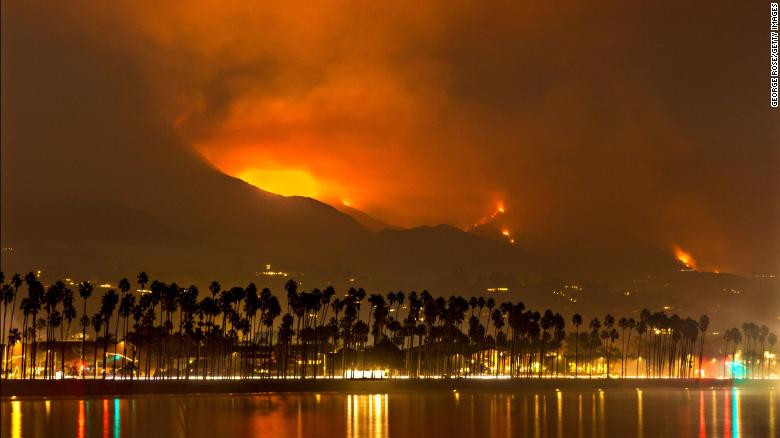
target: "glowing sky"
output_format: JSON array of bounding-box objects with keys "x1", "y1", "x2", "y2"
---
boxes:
[{"x1": 2, "y1": 0, "x2": 779, "y2": 275}]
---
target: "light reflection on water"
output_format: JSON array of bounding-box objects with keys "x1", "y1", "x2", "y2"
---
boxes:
[
  {"x1": 733, "y1": 388, "x2": 740, "y2": 438},
  {"x1": 10, "y1": 401, "x2": 20, "y2": 438},
  {"x1": 346, "y1": 394, "x2": 388, "y2": 438},
  {"x1": 637, "y1": 389, "x2": 643, "y2": 438},
  {"x1": 1, "y1": 388, "x2": 777, "y2": 438}
]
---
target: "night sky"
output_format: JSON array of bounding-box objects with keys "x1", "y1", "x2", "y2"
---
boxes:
[{"x1": 2, "y1": 1, "x2": 778, "y2": 276}]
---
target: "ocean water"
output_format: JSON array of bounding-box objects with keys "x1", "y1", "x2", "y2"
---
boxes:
[{"x1": 2, "y1": 387, "x2": 777, "y2": 437}]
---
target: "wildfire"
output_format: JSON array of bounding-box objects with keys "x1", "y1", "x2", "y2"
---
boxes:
[
  {"x1": 342, "y1": 199, "x2": 352, "y2": 207},
  {"x1": 238, "y1": 168, "x2": 319, "y2": 198},
  {"x1": 472, "y1": 201, "x2": 507, "y2": 228},
  {"x1": 500, "y1": 229, "x2": 516, "y2": 245},
  {"x1": 673, "y1": 246, "x2": 697, "y2": 270}
]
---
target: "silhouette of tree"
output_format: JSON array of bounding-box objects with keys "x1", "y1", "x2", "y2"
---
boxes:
[
  {"x1": 3, "y1": 269, "x2": 777, "y2": 383},
  {"x1": 571, "y1": 314, "x2": 582, "y2": 377},
  {"x1": 99, "y1": 289, "x2": 119, "y2": 379},
  {"x1": 77, "y1": 281, "x2": 93, "y2": 378}
]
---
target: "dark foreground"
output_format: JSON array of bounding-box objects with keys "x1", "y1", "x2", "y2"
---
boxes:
[
  {"x1": 2, "y1": 387, "x2": 778, "y2": 438},
  {"x1": 1, "y1": 377, "x2": 777, "y2": 398}
]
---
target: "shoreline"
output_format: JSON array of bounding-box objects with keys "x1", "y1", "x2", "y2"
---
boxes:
[{"x1": 2, "y1": 378, "x2": 777, "y2": 399}]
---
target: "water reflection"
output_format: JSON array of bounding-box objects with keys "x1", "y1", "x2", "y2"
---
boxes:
[
  {"x1": 103, "y1": 399, "x2": 110, "y2": 438},
  {"x1": 591, "y1": 393, "x2": 597, "y2": 438},
  {"x1": 1, "y1": 387, "x2": 778, "y2": 438},
  {"x1": 598, "y1": 390, "x2": 605, "y2": 438},
  {"x1": 769, "y1": 389, "x2": 775, "y2": 437},
  {"x1": 533, "y1": 394, "x2": 540, "y2": 438},
  {"x1": 10, "y1": 401, "x2": 20, "y2": 438},
  {"x1": 556, "y1": 391, "x2": 562, "y2": 438},
  {"x1": 724, "y1": 388, "x2": 731, "y2": 437},
  {"x1": 114, "y1": 399, "x2": 121, "y2": 438},
  {"x1": 698, "y1": 391, "x2": 705, "y2": 438},
  {"x1": 732, "y1": 388, "x2": 740, "y2": 438},
  {"x1": 637, "y1": 390, "x2": 643, "y2": 438},
  {"x1": 506, "y1": 394, "x2": 512, "y2": 437},
  {"x1": 78, "y1": 399, "x2": 85, "y2": 438},
  {"x1": 711, "y1": 389, "x2": 717, "y2": 433},
  {"x1": 346, "y1": 394, "x2": 388, "y2": 438}
]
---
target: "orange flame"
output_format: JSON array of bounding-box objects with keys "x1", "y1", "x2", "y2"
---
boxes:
[
  {"x1": 472, "y1": 202, "x2": 507, "y2": 228},
  {"x1": 673, "y1": 246, "x2": 697, "y2": 270}
]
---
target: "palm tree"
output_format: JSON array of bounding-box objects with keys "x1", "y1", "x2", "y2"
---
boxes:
[
  {"x1": 588, "y1": 318, "x2": 600, "y2": 378},
  {"x1": 625, "y1": 318, "x2": 635, "y2": 377},
  {"x1": 61, "y1": 288, "x2": 77, "y2": 378},
  {"x1": 261, "y1": 294, "x2": 281, "y2": 377},
  {"x1": 618, "y1": 317, "x2": 628, "y2": 378},
  {"x1": 78, "y1": 281, "x2": 93, "y2": 378},
  {"x1": 100, "y1": 289, "x2": 119, "y2": 379},
  {"x1": 731, "y1": 328, "x2": 743, "y2": 378},
  {"x1": 609, "y1": 328, "x2": 619, "y2": 377},
  {"x1": 572, "y1": 314, "x2": 582, "y2": 377},
  {"x1": 603, "y1": 314, "x2": 616, "y2": 377},
  {"x1": 758, "y1": 325, "x2": 769, "y2": 378},
  {"x1": 635, "y1": 319, "x2": 647, "y2": 378},
  {"x1": 23, "y1": 273, "x2": 43, "y2": 379},
  {"x1": 118, "y1": 293, "x2": 135, "y2": 379},
  {"x1": 278, "y1": 313, "x2": 294, "y2": 377},
  {"x1": 6, "y1": 328, "x2": 21, "y2": 377},
  {"x1": 767, "y1": 333, "x2": 777, "y2": 378},
  {"x1": 724, "y1": 328, "x2": 743, "y2": 378},
  {"x1": 696, "y1": 315, "x2": 709, "y2": 379},
  {"x1": 113, "y1": 278, "x2": 131, "y2": 379},
  {"x1": 491, "y1": 308, "x2": 505, "y2": 376},
  {"x1": 5, "y1": 270, "x2": 780, "y2": 382},
  {"x1": 90, "y1": 313, "x2": 103, "y2": 378},
  {"x1": 42, "y1": 281, "x2": 65, "y2": 379},
  {"x1": 3, "y1": 274, "x2": 22, "y2": 378},
  {"x1": 1, "y1": 281, "x2": 10, "y2": 376},
  {"x1": 137, "y1": 272, "x2": 149, "y2": 291}
]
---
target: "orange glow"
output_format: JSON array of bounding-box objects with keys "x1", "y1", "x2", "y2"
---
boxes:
[
  {"x1": 472, "y1": 201, "x2": 508, "y2": 228},
  {"x1": 16, "y1": 1, "x2": 764, "y2": 276},
  {"x1": 501, "y1": 229, "x2": 510, "y2": 236},
  {"x1": 674, "y1": 246, "x2": 697, "y2": 270},
  {"x1": 238, "y1": 168, "x2": 319, "y2": 198},
  {"x1": 342, "y1": 199, "x2": 352, "y2": 207},
  {"x1": 78, "y1": 400, "x2": 85, "y2": 438}
]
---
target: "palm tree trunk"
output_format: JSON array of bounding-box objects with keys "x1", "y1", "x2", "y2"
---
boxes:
[
  {"x1": 81, "y1": 300, "x2": 87, "y2": 378},
  {"x1": 93, "y1": 335, "x2": 98, "y2": 379},
  {"x1": 112, "y1": 314, "x2": 120, "y2": 379},
  {"x1": 43, "y1": 321, "x2": 49, "y2": 380},
  {"x1": 1, "y1": 303, "x2": 7, "y2": 376},
  {"x1": 574, "y1": 329, "x2": 579, "y2": 377},
  {"x1": 102, "y1": 322, "x2": 110, "y2": 379},
  {"x1": 5, "y1": 295, "x2": 18, "y2": 379},
  {"x1": 31, "y1": 314, "x2": 37, "y2": 380},
  {"x1": 61, "y1": 323, "x2": 67, "y2": 379},
  {"x1": 636, "y1": 334, "x2": 642, "y2": 378}
]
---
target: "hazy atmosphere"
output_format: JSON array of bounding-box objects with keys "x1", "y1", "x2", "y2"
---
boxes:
[{"x1": 3, "y1": 1, "x2": 779, "y2": 276}]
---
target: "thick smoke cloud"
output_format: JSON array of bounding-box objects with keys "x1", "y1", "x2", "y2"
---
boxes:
[{"x1": 2, "y1": 1, "x2": 778, "y2": 275}]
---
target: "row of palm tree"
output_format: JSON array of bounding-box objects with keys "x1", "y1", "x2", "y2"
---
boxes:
[
  {"x1": 722, "y1": 324, "x2": 777, "y2": 379},
  {"x1": 1, "y1": 271, "x2": 776, "y2": 380}
]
